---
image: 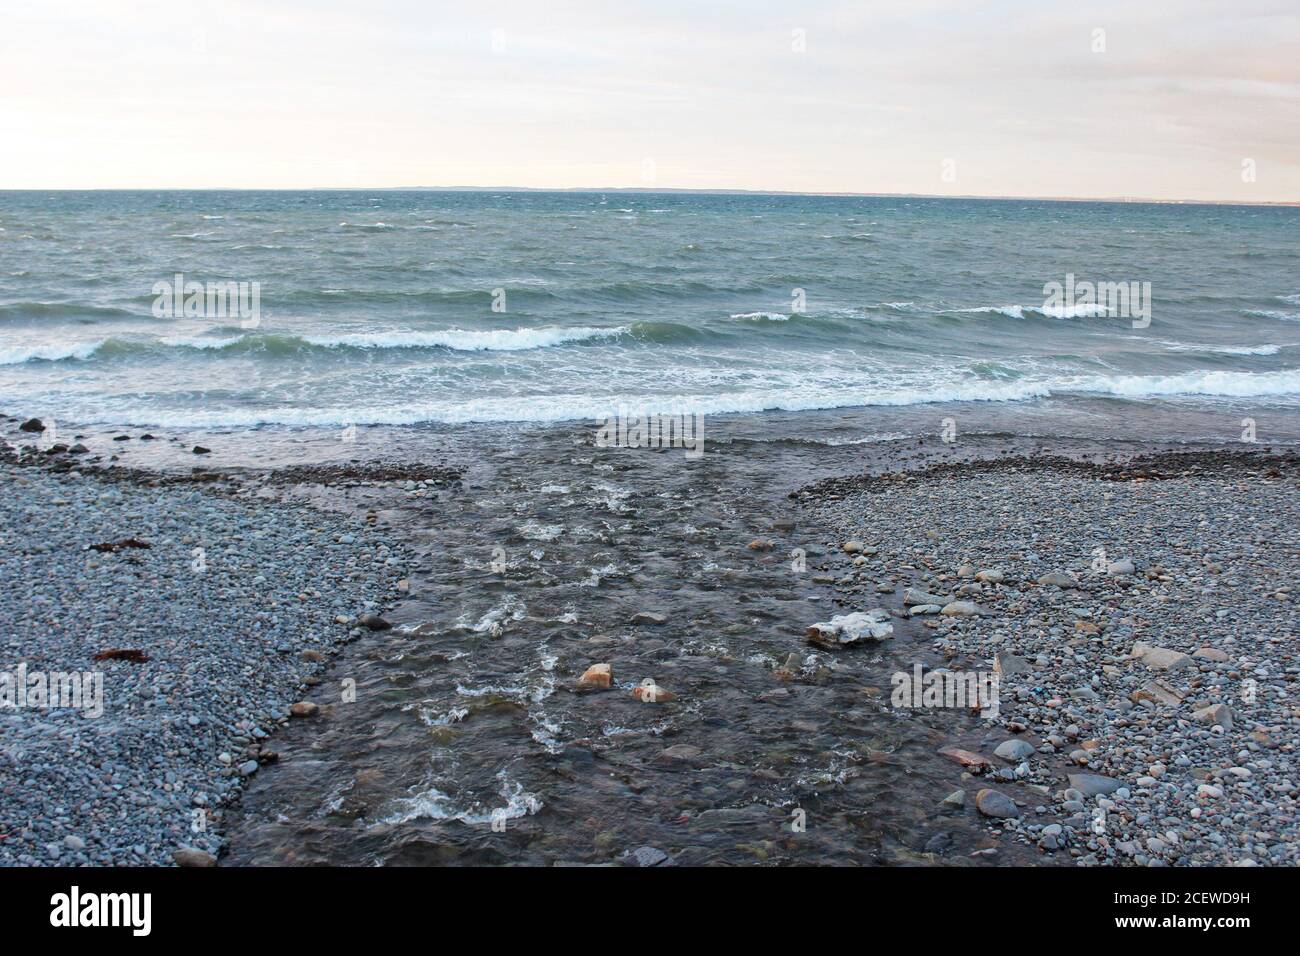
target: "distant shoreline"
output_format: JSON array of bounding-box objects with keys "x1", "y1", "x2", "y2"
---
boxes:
[{"x1": 1, "y1": 187, "x2": 1295, "y2": 208}]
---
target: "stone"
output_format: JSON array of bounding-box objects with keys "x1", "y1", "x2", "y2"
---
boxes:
[
  {"x1": 632, "y1": 680, "x2": 675, "y2": 703},
  {"x1": 172, "y1": 847, "x2": 217, "y2": 867},
  {"x1": 578, "y1": 663, "x2": 612, "y2": 689},
  {"x1": 940, "y1": 600, "x2": 983, "y2": 616},
  {"x1": 19, "y1": 418, "x2": 45, "y2": 433},
  {"x1": 631, "y1": 612, "x2": 666, "y2": 626},
  {"x1": 994, "y1": 739, "x2": 1036, "y2": 761},
  {"x1": 359, "y1": 613, "x2": 392, "y2": 631},
  {"x1": 1037, "y1": 571, "x2": 1078, "y2": 588},
  {"x1": 908, "y1": 604, "x2": 942, "y2": 616},
  {"x1": 1107, "y1": 557, "x2": 1136, "y2": 575},
  {"x1": 975, "y1": 789, "x2": 1019, "y2": 818},
  {"x1": 1067, "y1": 772, "x2": 1122, "y2": 797},
  {"x1": 1194, "y1": 647, "x2": 1230, "y2": 663},
  {"x1": 938, "y1": 746, "x2": 993, "y2": 770},
  {"x1": 747, "y1": 538, "x2": 774, "y2": 551},
  {"x1": 1131, "y1": 643, "x2": 1192, "y2": 672},
  {"x1": 289, "y1": 701, "x2": 319, "y2": 717},
  {"x1": 903, "y1": 587, "x2": 951, "y2": 606},
  {"x1": 192, "y1": 445, "x2": 211, "y2": 454},
  {"x1": 620, "y1": 846, "x2": 670, "y2": 867},
  {"x1": 974, "y1": 569, "x2": 1004, "y2": 584},
  {"x1": 842, "y1": 540, "x2": 865, "y2": 553},
  {"x1": 993, "y1": 651, "x2": 1032, "y2": 677},
  {"x1": 1192, "y1": 702, "x2": 1233, "y2": 729},
  {"x1": 806, "y1": 610, "x2": 893, "y2": 648},
  {"x1": 1130, "y1": 680, "x2": 1185, "y2": 706}
]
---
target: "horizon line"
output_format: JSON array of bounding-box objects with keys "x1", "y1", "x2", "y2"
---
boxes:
[{"x1": 1, "y1": 185, "x2": 1295, "y2": 207}]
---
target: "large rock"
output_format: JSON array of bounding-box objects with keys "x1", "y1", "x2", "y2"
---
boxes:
[
  {"x1": 975, "y1": 789, "x2": 1019, "y2": 818},
  {"x1": 940, "y1": 600, "x2": 984, "y2": 617},
  {"x1": 19, "y1": 418, "x2": 45, "y2": 433},
  {"x1": 1131, "y1": 680, "x2": 1185, "y2": 706},
  {"x1": 1037, "y1": 571, "x2": 1078, "y2": 588},
  {"x1": 578, "y1": 663, "x2": 612, "y2": 689},
  {"x1": 1193, "y1": 702, "x2": 1233, "y2": 729},
  {"x1": 994, "y1": 739, "x2": 1035, "y2": 761},
  {"x1": 172, "y1": 847, "x2": 217, "y2": 867},
  {"x1": 993, "y1": 651, "x2": 1031, "y2": 677},
  {"x1": 1107, "y1": 557, "x2": 1136, "y2": 575},
  {"x1": 904, "y1": 587, "x2": 952, "y2": 606},
  {"x1": 1067, "y1": 772, "x2": 1122, "y2": 797},
  {"x1": 937, "y1": 745, "x2": 992, "y2": 770},
  {"x1": 1131, "y1": 643, "x2": 1192, "y2": 672},
  {"x1": 807, "y1": 610, "x2": 893, "y2": 648}
]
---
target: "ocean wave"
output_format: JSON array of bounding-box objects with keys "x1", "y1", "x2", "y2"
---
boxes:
[
  {"x1": 0, "y1": 340, "x2": 105, "y2": 364},
  {"x1": 1080, "y1": 368, "x2": 1300, "y2": 399},
  {"x1": 299, "y1": 326, "x2": 626, "y2": 351},
  {"x1": 728, "y1": 311, "x2": 791, "y2": 322},
  {"x1": 1159, "y1": 341, "x2": 1283, "y2": 355},
  {"x1": 62, "y1": 367, "x2": 1300, "y2": 428},
  {"x1": 1244, "y1": 309, "x2": 1300, "y2": 322},
  {"x1": 0, "y1": 301, "x2": 144, "y2": 323},
  {"x1": 0, "y1": 326, "x2": 630, "y2": 364},
  {"x1": 950, "y1": 303, "x2": 1113, "y2": 319}
]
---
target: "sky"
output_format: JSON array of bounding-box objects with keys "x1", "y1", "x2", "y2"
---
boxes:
[{"x1": 2, "y1": 0, "x2": 1297, "y2": 200}]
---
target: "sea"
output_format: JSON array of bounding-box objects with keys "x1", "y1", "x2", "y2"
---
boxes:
[{"x1": 1, "y1": 190, "x2": 1297, "y2": 443}]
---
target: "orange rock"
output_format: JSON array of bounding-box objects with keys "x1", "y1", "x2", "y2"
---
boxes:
[
  {"x1": 633, "y1": 680, "x2": 675, "y2": 703},
  {"x1": 937, "y1": 745, "x2": 993, "y2": 770},
  {"x1": 578, "y1": 663, "x2": 612, "y2": 689}
]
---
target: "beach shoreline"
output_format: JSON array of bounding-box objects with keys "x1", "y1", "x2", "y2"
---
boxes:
[{"x1": 2, "y1": 409, "x2": 1295, "y2": 866}]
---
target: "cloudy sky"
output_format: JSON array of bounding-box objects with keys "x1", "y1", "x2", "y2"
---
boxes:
[{"x1": 2, "y1": 0, "x2": 1297, "y2": 200}]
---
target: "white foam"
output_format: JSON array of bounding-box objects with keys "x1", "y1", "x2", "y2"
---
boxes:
[
  {"x1": 1160, "y1": 341, "x2": 1282, "y2": 356},
  {"x1": 729, "y1": 311, "x2": 790, "y2": 321},
  {"x1": 0, "y1": 340, "x2": 104, "y2": 365},
  {"x1": 299, "y1": 325, "x2": 627, "y2": 351},
  {"x1": 954, "y1": 303, "x2": 1112, "y2": 319}
]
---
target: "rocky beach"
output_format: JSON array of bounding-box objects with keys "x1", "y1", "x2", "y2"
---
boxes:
[{"x1": 2, "y1": 409, "x2": 1294, "y2": 867}]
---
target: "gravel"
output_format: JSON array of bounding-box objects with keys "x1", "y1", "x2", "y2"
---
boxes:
[
  {"x1": 798, "y1": 450, "x2": 1298, "y2": 866},
  {"x1": 0, "y1": 458, "x2": 407, "y2": 866}
]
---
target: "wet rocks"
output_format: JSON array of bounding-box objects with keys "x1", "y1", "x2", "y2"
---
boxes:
[
  {"x1": 806, "y1": 609, "x2": 893, "y2": 648},
  {"x1": 619, "y1": 846, "x2": 671, "y2": 867},
  {"x1": 578, "y1": 663, "x2": 612, "y2": 688},
  {"x1": 631, "y1": 611, "x2": 666, "y2": 626},
  {"x1": 632, "y1": 680, "x2": 675, "y2": 703},
  {"x1": 975, "y1": 788, "x2": 1019, "y2": 818},
  {"x1": 937, "y1": 746, "x2": 993, "y2": 771},
  {"x1": 19, "y1": 418, "x2": 45, "y2": 433},
  {"x1": 842, "y1": 539, "x2": 865, "y2": 553},
  {"x1": 289, "y1": 701, "x2": 319, "y2": 717},
  {"x1": 359, "y1": 613, "x2": 392, "y2": 631},
  {"x1": 939, "y1": 600, "x2": 983, "y2": 616},
  {"x1": 904, "y1": 586, "x2": 951, "y2": 606}
]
